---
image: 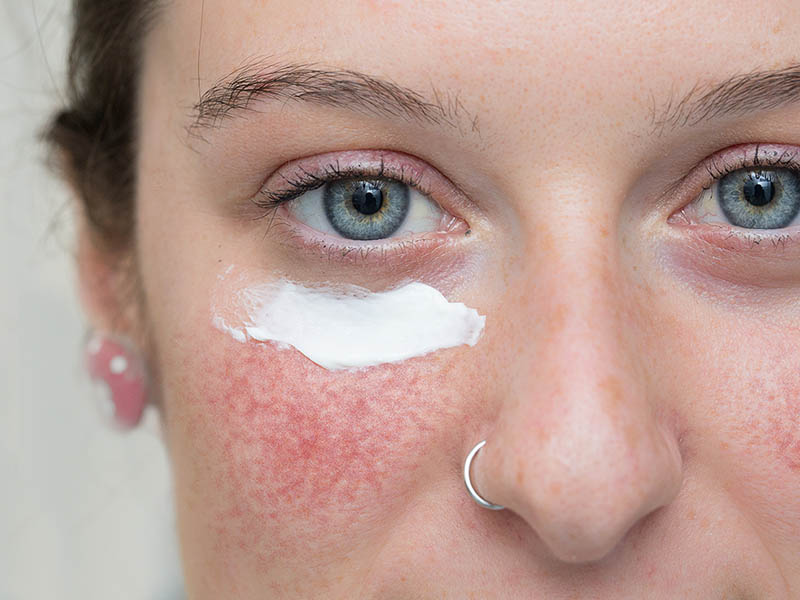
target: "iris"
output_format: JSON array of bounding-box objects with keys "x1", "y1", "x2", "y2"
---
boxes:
[
  {"x1": 718, "y1": 168, "x2": 800, "y2": 229},
  {"x1": 324, "y1": 178, "x2": 411, "y2": 240}
]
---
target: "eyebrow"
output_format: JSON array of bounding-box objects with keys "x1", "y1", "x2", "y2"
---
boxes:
[
  {"x1": 191, "y1": 60, "x2": 800, "y2": 140},
  {"x1": 189, "y1": 59, "x2": 478, "y2": 135},
  {"x1": 651, "y1": 62, "x2": 800, "y2": 135}
]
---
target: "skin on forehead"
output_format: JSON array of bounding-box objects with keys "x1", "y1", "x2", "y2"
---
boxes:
[{"x1": 130, "y1": 0, "x2": 800, "y2": 597}]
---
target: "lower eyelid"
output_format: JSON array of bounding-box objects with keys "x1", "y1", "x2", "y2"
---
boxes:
[
  {"x1": 266, "y1": 209, "x2": 472, "y2": 269},
  {"x1": 667, "y1": 219, "x2": 800, "y2": 257}
]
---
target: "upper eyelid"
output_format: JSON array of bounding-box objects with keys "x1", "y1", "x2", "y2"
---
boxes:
[
  {"x1": 255, "y1": 165, "x2": 434, "y2": 221},
  {"x1": 271, "y1": 161, "x2": 424, "y2": 202},
  {"x1": 702, "y1": 145, "x2": 800, "y2": 180}
]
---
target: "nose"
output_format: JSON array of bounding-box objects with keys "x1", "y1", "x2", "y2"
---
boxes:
[{"x1": 470, "y1": 235, "x2": 685, "y2": 564}]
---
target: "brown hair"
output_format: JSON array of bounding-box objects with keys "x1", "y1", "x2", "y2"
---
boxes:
[{"x1": 46, "y1": 0, "x2": 160, "y2": 252}]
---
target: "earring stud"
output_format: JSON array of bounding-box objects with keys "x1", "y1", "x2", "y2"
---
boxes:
[{"x1": 86, "y1": 333, "x2": 147, "y2": 430}]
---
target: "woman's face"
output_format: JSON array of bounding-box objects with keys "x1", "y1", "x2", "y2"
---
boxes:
[{"x1": 121, "y1": 0, "x2": 800, "y2": 596}]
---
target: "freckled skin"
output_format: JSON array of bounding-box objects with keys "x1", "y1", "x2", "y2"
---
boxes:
[{"x1": 82, "y1": 0, "x2": 800, "y2": 597}]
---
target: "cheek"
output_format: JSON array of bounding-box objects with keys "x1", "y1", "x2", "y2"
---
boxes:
[
  {"x1": 695, "y1": 320, "x2": 800, "y2": 538},
  {"x1": 161, "y1": 326, "x2": 483, "y2": 565},
  {"x1": 771, "y1": 408, "x2": 800, "y2": 473},
  {"x1": 737, "y1": 368, "x2": 800, "y2": 475},
  {"x1": 712, "y1": 325, "x2": 800, "y2": 476}
]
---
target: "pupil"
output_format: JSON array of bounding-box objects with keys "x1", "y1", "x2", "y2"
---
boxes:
[
  {"x1": 351, "y1": 183, "x2": 384, "y2": 215},
  {"x1": 743, "y1": 174, "x2": 774, "y2": 207}
]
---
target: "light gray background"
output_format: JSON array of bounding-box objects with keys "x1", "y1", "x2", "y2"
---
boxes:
[{"x1": 1, "y1": 2, "x2": 184, "y2": 598}]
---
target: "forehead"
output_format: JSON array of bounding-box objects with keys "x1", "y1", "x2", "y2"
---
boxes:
[{"x1": 146, "y1": 0, "x2": 800, "y2": 150}]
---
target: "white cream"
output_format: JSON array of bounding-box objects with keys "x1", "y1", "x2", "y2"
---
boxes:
[{"x1": 213, "y1": 279, "x2": 485, "y2": 370}]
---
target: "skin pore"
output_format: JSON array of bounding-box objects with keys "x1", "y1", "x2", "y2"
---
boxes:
[{"x1": 80, "y1": 0, "x2": 800, "y2": 597}]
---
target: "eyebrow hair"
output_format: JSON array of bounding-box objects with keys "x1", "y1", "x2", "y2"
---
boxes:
[
  {"x1": 651, "y1": 62, "x2": 800, "y2": 135},
  {"x1": 189, "y1": 59, "x2": 478, "y2": 135}
]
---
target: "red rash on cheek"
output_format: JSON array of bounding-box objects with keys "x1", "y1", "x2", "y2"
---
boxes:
[
  {"x1": 165, "y1": 332, "x2": 477, "y2": 570},
  {"x1": 713, "y1": 365, "x2": 800, "y2": 546},
  {"x1": 764, "y1": 390, "x2": 800, "y2": 474},
  {"x1": 727, "y1": 369, "x2": 800, "y2": 475}
]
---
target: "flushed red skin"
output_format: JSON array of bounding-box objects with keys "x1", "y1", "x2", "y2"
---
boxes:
[{"x1": 164, "y1": 324, "x2": 493, "y2": 594}]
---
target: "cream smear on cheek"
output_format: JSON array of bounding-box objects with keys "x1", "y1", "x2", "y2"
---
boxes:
[{"x1": 213, "y1": 275, "x2": 485, "y2": 371}]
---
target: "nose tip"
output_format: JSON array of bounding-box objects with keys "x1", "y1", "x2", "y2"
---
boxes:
[{"x1": 525, "y1": 427, "x2": 682, "y2": 564}]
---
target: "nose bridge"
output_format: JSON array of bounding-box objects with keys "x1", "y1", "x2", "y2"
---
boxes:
[
  {"x1": 479, "y1": 219, "x2": 684, "y2": 564},
  {"x1": 510, "y1": 240, "x2": 648, "y2": 469}
]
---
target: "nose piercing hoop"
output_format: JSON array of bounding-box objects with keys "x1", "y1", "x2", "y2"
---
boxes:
[{"x1": 464, "y1": 440, "x2": 505, "y2": 510}]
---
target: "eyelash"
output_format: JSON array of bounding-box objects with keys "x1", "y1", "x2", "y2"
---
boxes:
[
  {"x1": 253, "y1": 158, "x2": 429, "y2": 212},
  {"x1": 699, "y1": 144, "x2": 800, "y2": 185}
]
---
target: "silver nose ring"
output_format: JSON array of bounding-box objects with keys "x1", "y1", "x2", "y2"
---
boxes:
[{"x1": 464, "y1": 440, "x2": 505, "y2": 510}]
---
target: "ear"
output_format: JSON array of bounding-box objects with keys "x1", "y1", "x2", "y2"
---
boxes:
[
  {"x1": 75, "y1": 217, "x2": 141, "y2": 342},
  {"x1": 76, "y1": 216, "x2": 158, "y2": 428}
]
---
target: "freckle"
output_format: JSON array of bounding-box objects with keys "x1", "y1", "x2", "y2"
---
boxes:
[
  {"x1": 549, "y1": 303, "x2": 567, "y2": 335},
  {"x1": 548, "y1": 481, "x2": 562, "y2": 495},
  {"x1": 687, "y1": 508, "x2": 696, "y2": 520},
  {"x1": 600, "y1": 376, "x2": 641, "y2": 449},
  {"x1": 623, "y1": 421, "x2": 641, "y2": 450},
  {"x1": 537, "y1": 228, "x2": 555, "y2": 253},
  {"x1": 765, "y1": 403, "x2": 800, "y2": 473},
  {"x1": 599, "y1": 375, "x2": 624, "y2": 416}
]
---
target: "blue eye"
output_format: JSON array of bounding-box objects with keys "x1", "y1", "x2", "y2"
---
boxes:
[
  {"x1": 716, "y1": 168, "x2": 800, "y2": 229},
  {"x1": 284, "y1": 176, "x2": 444, "y2": 241},
  {"x1": 324, "y1": 178, "x2": 410, "y2": 240}
]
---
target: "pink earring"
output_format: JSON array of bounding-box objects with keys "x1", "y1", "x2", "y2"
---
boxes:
[{"x1": 85, "y1": 333, "x2": 148, "y2": 429}]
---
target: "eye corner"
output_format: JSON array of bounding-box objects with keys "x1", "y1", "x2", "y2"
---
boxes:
[{"x1": 666, "y1": 207, "x2": 691, "y2": 226}]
